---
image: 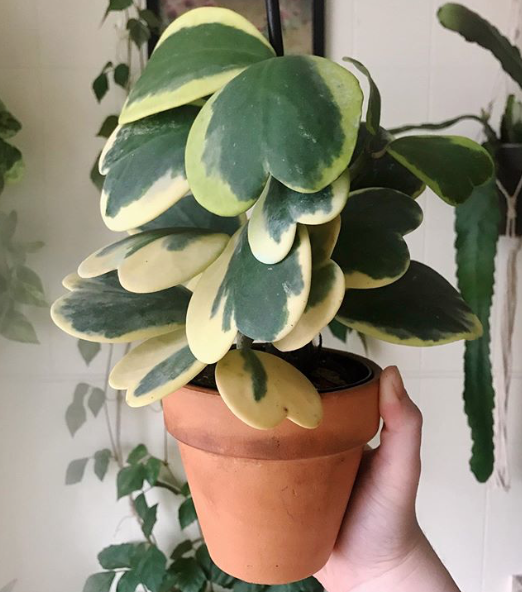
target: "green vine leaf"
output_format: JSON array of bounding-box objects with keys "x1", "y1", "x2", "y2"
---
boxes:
[
  {"x1": 139, "y1": 9, "x2": 161, "y2": 30},
  {"x1": 96, "y1": 115, "x2": 119, "y2": 139},
  {"x1": 98, "y1": 543, "x2": 146, "y2": 570},
  {"x1": 144, "y1": 457, "x2": 162, "y2": 486},
  {"x1": 127, "y1": 444, "x2": 148, "y2": 465},
  {"x1": 116, "y1": 571, "x2": 140, "y2": 592},
  {"x1": 11, "y1": 265, "x2": 47, "y2": 307},
  {"x1": 117, "y1": 464, "x2": 145, "y2": 499},
  {"x1": 65, "y1": 382, "x2": 89, "y2": 436},
  {"x1": 77, "y1": 339, "x2": 101, "y2": 365},
  {"x1": 343, "y1": 58, "x2": 381, "y2": 135},
  {"x1": 92, "y1": 73, "x2": 109, "y2": 103},
  {"x1": 83, "y1": 572, "x2": 116, "y2": 592},
  {"x1": 171, "y1": 540, "x2": 193, "y2": 561},
  {"x1": 178, "y1": 497, "x2": 197, "y2": 529},
  {"x1": 113, "y1": 64, "x2": 130, "y2": 90},
  {"x1": 455, "y1": 179, "x2": 500, "y2": 482},
  {"x1": 328, "y1": 318, "x2": 349, "y2": 342},
  {"x1": 134, "y1": 546, "x2": 167, "y2": 592},
  {"x1": 65, "y1": 458, "x2": 89, "y2": 485},
  {"x1": 169, "y1": 557, "x2": 207, "y2": 592},
  {"x1": 106, "y1": 0, "x2": 133, "y2": 12},
  {"x1": 0, "y1": 309, "x2": 38, "y2": 344},
  {"x1": 134, "y1": 493, "x2": 158, "y2": 539},
  {"x1": 267, "y1": 577, "x2": 323, "y2": 592},
  {"x1": 93, "y1": 449, "x2": 112, "y2": 481},
  {"x1": 0, "y1": 100, "x2": 22, "y2": 139},
  {"x1": 127, "y1": 18, "x2": 151, "y2": 48},
  {"x1": 88, "y1": 387, "x2": 105, "y2": 417}
]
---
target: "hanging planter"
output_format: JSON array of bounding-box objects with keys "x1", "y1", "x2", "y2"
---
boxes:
[{"x1": 51, "y1": 2, "x2": 493, "y2": 583}]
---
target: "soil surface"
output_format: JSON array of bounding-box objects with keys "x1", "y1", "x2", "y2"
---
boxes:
[{"x1": 191, "y1": 343, "x2": 373, "y2": 393}]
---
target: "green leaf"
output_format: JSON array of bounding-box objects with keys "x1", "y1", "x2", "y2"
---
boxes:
[
  {"x1": 116, "y1": 571, "x2": 140, "y2": 592},
  {"x1": 127, "y1": 444, "x2": 148, "y2": 465},
  {"x1": 83, "y1": 572, "x2": 117, "y2": 592},
  {"x1": 109, "y1": 329, "x2": 206, "y2": 408},
  {"x1": 195, "y1": 545, "x2": 235, "y2": 588},
  {"x1": 78, "y1": 339, "x2": 101, "y2": 365},
  {"x1": 117, "y1": 464, "x2": 145, "y2": 498},
  {"x1": 455, "y1": 179, "x2": 499, "y2": 482},
  {"x1": 333, "y1": 188, "x2": 423, "y2": 288},
  {"x1": 170, "y1": 558, "x2": 207, "y2": 592},
  {"x1": 65, "y1": 382, "x2": 89, "y2": 436},
  {"x1": 187, "y1": 55, "x2": 362, "y2": 216},
  {"x1": 438, "y1": 3, "x2": 522, "y2": 89},
  {"x1": 93, "y1": 73, "x2": 109, "y2": 102},
  {"x1": 500, "y1": 94, "x2": 522, "y2": 143},
  {"x1": 120, "y1": 8, "x2": 275, "y2": 124},
  {"x1": 195, "y1": 544, "x2": 211, "y2": 575},
  {"x1": 97, "y1": 115, "x2": 119, "y2": 139},
  {"x1": 113, "y1": 64, "x2": 130, "y2": 89},
  {"x1": 108, "y1": 0, "x2": 133, "y2": 11},
  {"x1": 90, "y1": 152, "x2": 105, "y2": 191},
  {"x1": 234, "y1": 583, "x2": 266, "y2": 592},
  {"x1": 144, "y1": 457, "x2": 162, "y2": 486},
  {"x1": 134, "y1": 546, "x2": 167, "y2": 592},
  {"x1": 328, "y1": 318, "x2": 349, "y2": 342},
  {"x1": 0, "y1": 101, "x2": 22, "y2": 139},
  {"x1": 180, "y1": 482, "x2": 190, "y2": 497},
  {"x1": 187, "y1": 225, "x2": 311, "y2": 364},
  {"x1": 0, "y1": 139, "x2": 23, "y2": 187},
  {"x1": 344, "y1": 58, "x2": 381, "y2": 135},
  {"x1": 127, "y1": 18, "x2": 150, "y2": 48},
  {"x1": 139, "y1": 193, "x2": 243, "y2": 237},
  {"x1": 336, "y1": 261, "x2": 483, "y2": 346},
  {"x1": 94, "y1": 448, "x2": 112, "y2": 481},
  {"x1": 268, "y1": 578, "x2": 322, "y2": 592},
  {"x1": 178, "y1": 497, "x2": 197, "y2": 529},
  {"x1": 0, "y1": 309, "x2": 38, "y2": 343},
  {"x1": 99, "y1": 107, "x2": 198, "y2": 231},
  {"x1": 98, "y1": 543, "x2": 145, "y2": 569},
  {"x1": 88, "y1": 387, "x2": 105, "y2": 416},
  {"x1": 171, "y1": 540, "x2": 193, "y2": 561},
  {"x1": 139, "y1": 9, "x2": 161, "y2": 29},
  {"x1": 51, "y1": 271, "x2": 190, "y2": 343},
  {"x1": 65, "y1": 458, "x2": 89, "y2": 484},
  {"x1": 11, "y1": 265, "x2": 46, "y2": 307},
  {"x1": 387, "y1": 135, "x2": 494, "y2": 206},
  {"x1": 134, "y1": 493, "x2": 158, "y2": 539}
]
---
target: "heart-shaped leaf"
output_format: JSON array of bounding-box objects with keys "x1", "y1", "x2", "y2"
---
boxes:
[
  {"x1": 137, "y1": 193, "x2": 244, "y2": 236},
  {"x1": 109, "y1": 328, "x2": 206, "y2": 407},
  {"x1": 248, "y1": 172, "x2": 349, "y2": 264},
  {"x1": 78, "y1": 228, "x2": 229, "y2": 293},
  {"x1": 336, "y1": 261, "x2": 482, "y2": 345},
  {"x1": 120, "y1": 7, "x2": 275, "y2": 124},
  {"x1": 51, "y1": 272, "x2": 190, "y2": 343},
  {"x1": 216, "y1": 349, "x2": 322, "y2": 429},
  {"x1": 99, "y1": 106, "x2": 198, "y2": 231},
  {"x1": 344, "y1": 58, "x2": 381, "y2": 135},
  {"x1": 275, "y1": 219, "x2": 345, "y2": 352},
  {"x1": 186, "y1": 225, "x2": 312, "y2": 364},
  {"x1": 186, "y1": 55, "x2": 363, "y2": 215},
  {"x1": 333, "y1": 188, "x2": 423, "y2": 288},
  {"x1": 387, "y1": 135, "x2": 494, "y2": 206}
]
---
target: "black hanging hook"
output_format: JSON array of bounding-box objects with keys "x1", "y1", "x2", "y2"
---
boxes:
[{"x1": 265, "y1": 0, "x2": 284, "y2": 56}]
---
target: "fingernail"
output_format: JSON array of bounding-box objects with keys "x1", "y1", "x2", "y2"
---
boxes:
[{"x1": 389, "y1": 366, "x2": 407, "y2": 400}]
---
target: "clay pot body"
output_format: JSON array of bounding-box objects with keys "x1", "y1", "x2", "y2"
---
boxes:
[{"x1": 163, "y1": 352, "x2": 381, "y2": 585}]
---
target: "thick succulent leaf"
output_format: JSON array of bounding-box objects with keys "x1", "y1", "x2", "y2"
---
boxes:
[
  {"x1": 138, "y1": 193, "x2": 243, "y2": 235},
  {"x1": 350, "y1": 151, "x2": 425, "y2": 197},
  {"x1": 78, "y1": 228, "x2": 228, "y2": 293},
  {"x1": 187, "y1": 225, "x2": 312, "y2": 363},
  {"x1": 333, "y1": 188, "x2": 423, "y2": 288},
  {"x1": 387, "y1": 135, "x2": 494, "y2": 206},
  {"x1": 51, "y1": 272, "x2": 190, "y2": 343},
  {"x1": 336, "y1": 261, "x2": 482, "y2": 346},
  {"x1": 307, "y1": 216, "x2": 341, "y2": 264},
  {"x1": 343, "y1": 58, "x2": 381, "y2": 135},
  {"x1": 438, "y1": 3, "x2": 522, "y2": 89},
  {"x1": 109, "y1": 328, "x2": 206, "y2": 407},
  {"x1": 119, "y1": 7, "x2": 275, "y2": 124},
  {"x1": 274, "y1": 260, "x2": 345, "y2": 352},
  {"x1": 99, "y1": 106, "x2": 198, "y2": 231},
  {"x1": 186, "y1": 55, "x2": 363, "y2": 215},
  {"x1": 455, "y1": 179, "x2": 500, "y2": 482},
  {"x1": 248, "y1": 172, "x2": 349, "y2": 264},
  {"x1": 215, "y1": 349, "x2": 322, "y2": 429}
]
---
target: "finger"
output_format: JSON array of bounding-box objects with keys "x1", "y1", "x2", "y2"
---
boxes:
[{"x1": 374, "y1": 366, "x2": 423, "y2": 495}]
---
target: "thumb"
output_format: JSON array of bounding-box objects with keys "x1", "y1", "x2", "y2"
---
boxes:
[{"x1": 373, "y1": 366, "x2": 423, "y2": 505}]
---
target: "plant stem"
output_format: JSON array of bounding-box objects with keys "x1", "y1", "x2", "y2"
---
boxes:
[
  {"x1": 102, "y1": 344, "x2": 119, "y2": 464},
  {"x1": 237, "y1": 333, "x2": 254, "y2": 349},
  {"x1": 265, "y1": 0, "x2": 284, "y2": 56}
]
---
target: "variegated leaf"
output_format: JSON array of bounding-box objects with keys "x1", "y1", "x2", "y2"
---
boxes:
[
  {"x1": 119, "y1": 7, "x2": 275, "y2": 124},
  {"x1": 99, "y1": 106, "x2": 198, "y2": 231},
  {"x1": 78, "y1": 228, "x2": 229, "y2": 293},
  {"x1": 387, "y1": 135, "x2": 494, "y2": 206},
  {"x1": 215, "y1": 349, "x2": 322, "y2": 429},
  {"x1": 187, "y1": 225, "x2": 312, "y2": 364},
  {"x1": 248, "y1": 172, "x2": 349, "y2": 264},
  {"x1": 186, "y1": 55, "x2": 363, "y2": 215},
  {"x1": 51, "y1": 272, "x2": 190, "y2": 343},
  {"x1": 137, "y1": 193, "x2": 244, "y2": 236},
  {"x1": 109, "y1": 328, "x2": 206, "y2": 407},
  {"x1": 336, "y1": 261, "x2": 482, "y2": 346},
  {"x1": 333, "y1": 188, "x2": 423, "y2": 289}
]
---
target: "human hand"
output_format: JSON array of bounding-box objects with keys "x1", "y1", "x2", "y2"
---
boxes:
[{"x1": 315, "y1": 366, "x2": 460, "y2": 592}]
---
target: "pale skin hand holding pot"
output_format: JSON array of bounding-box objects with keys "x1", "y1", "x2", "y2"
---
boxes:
[{"x1": 316, "y1": 366, "x2": 461, "y2": 592}]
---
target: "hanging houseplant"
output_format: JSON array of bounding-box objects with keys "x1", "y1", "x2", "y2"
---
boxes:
[{"x1": 51, "y1": 3, "x2": 494, "y2": 584}]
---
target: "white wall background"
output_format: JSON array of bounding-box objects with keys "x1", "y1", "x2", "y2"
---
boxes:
[{"x1": 0, "y1": 1, "x2": 521, "y2": 591}]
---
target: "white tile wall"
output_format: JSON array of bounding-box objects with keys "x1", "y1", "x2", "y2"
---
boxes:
[{"x1": 0, "y1": 1, "x2": 521, "y2": 591}]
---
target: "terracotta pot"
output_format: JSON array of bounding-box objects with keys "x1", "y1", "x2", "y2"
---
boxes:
[{"x1": 163, "y1": 351, "x2": 381, "y2": 585}]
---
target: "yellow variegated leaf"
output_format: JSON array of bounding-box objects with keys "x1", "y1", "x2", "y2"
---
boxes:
[{"x1": 216, "y1": 349, "x2": 322, "y2": 429}]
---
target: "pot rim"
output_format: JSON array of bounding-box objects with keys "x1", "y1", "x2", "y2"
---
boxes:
[{"x1": 187, "y1": 349, "x2": 379, "y2": 398}]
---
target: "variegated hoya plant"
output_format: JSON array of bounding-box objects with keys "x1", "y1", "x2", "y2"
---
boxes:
[{"x1": 52, "y1": 6, "x2": 494, "y2": 430}]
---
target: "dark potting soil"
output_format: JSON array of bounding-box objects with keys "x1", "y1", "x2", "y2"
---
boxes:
[{"x1": 190, "y1": 343, "x2": 373, "y2": 394}]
